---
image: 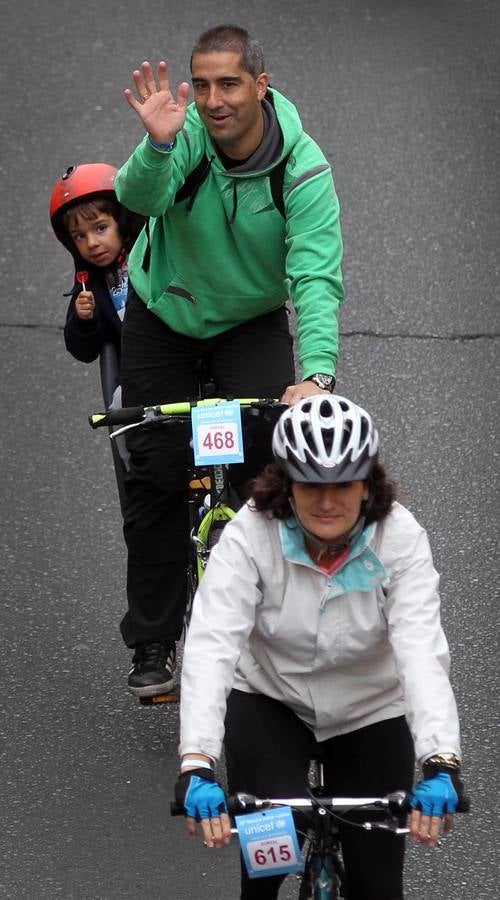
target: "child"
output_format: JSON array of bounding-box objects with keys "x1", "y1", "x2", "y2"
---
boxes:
[{"x1": 50, "y1": 162, "x2": 145, "y2": 363}]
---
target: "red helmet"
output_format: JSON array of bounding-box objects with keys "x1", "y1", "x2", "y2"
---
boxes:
[{"x1": 49, "y1": 162, "x2": 118, "y2": 233}]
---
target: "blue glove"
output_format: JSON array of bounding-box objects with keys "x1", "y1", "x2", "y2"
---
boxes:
[
  {"x1": 411, "y1": 772, "x2": 458, "y2": 816},
  {"x1": 175, "y1": 770, "x2": 227, "y2": 820}
]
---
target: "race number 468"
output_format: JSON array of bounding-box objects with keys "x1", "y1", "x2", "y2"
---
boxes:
[
  {"x1": 191, "y1": 401, "x2": 245, "y2": 465},
  {"x1": 199, "y1": 425, "x2": 237, "y2": 453}
]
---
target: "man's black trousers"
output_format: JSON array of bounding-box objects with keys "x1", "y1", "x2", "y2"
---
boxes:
[{"x1": 119, "y1": 290, "x2": 295, "y2": 647}]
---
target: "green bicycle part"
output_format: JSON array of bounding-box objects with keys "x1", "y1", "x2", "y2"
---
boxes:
[
  {"x1": 157, "y1": 397, "x2": 274, "y2": 415},
  {"x1": 90, "y1": 413, "x2": 108, "y2": 426},
  {"x1": 195, "y1": 504, "x2": 236, "y2": 581},
  {"x1": 89, "y1": 398, "x2": 280, "y2": 425}
]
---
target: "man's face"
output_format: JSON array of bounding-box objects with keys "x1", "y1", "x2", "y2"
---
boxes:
[{"x1": 191, "y1": 51, "x2": 269, "y2": 158}]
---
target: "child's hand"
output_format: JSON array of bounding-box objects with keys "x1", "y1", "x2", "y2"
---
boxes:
[{"x1": 75, "y1": 291, "x2": 96, "y2": 320}]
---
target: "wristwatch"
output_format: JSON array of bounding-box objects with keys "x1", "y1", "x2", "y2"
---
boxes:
[
  {"x1": 422, "y1": 753, "x2": 461, "y2": 775},
  {"x1": 308, "y1": 373, "x2": 336, "y2": 392}
]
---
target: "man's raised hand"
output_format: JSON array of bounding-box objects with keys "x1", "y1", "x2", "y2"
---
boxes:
[{"x1": 123, "y1": 60, "x2": 190, "y2": 145}]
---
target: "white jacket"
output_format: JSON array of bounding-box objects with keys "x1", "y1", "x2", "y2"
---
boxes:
[{"x1": 179, "y1": 501, "x2": 461, "y2": 766}]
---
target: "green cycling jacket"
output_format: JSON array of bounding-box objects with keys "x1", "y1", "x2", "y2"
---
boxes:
[{"x1": 115, "y1": 87, "x2": 344, "y2": 379}]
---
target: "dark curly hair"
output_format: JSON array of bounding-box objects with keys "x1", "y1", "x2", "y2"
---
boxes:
[{"x1": 249, "y1": 461, "x2": 397, "y2": 526}]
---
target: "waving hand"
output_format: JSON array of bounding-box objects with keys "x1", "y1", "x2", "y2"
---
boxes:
[{"x1": 124, "y1": 61, "x2": 190, "y2": 144}]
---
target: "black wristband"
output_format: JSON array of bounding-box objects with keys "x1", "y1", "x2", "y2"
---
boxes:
[{"x1": 174, "y1": 768, "x2": 216, "y2": 812}]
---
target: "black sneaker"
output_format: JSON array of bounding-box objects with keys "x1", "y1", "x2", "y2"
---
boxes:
[{"x1": 127, "y1": 641, "x2": 176, "y2": 697}]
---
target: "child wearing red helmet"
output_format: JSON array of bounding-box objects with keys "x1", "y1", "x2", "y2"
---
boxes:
[{"x1": 50, "y1": 163, "x2": 145, "y2": 363}]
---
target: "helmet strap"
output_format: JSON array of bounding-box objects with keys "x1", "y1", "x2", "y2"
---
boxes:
[{"x1": 116, "y1": 246, "x2": 127, "y2": 267}]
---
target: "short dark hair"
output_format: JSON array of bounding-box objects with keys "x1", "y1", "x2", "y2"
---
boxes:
[
  {"x1": 61, "y1": 196, "x2": 119, "y2": 232},
  {"x1": 249, "y1": 462, "x2": 397, "y2": 525},
  {"x1": 190, "y1": 25, "x2": 265, "y2": 78}
]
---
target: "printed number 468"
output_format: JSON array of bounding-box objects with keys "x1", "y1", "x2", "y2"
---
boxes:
[{"x1": 202, "y1": 430, "x2": 235, "y2": 450}]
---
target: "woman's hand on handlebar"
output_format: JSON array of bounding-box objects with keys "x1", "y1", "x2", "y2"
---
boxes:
[
  {"x1": 189, "y1": 808, "x2": 232, "y2": 849},
  {"x1": 409, "y1": 772, "x2": 458, "y2": 846},
  {"x1": 174, "y1": 769, "x2": 232, "y2": 848}
]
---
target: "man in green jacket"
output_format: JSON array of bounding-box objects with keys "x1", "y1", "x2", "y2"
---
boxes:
[{"x1": 115, "y1": 25, "x2": 344, "y2": 697}]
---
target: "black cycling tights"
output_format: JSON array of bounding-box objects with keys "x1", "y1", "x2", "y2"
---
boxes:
[{"x1": 224, "y1": 691, "x2": 415, "y2": 900}]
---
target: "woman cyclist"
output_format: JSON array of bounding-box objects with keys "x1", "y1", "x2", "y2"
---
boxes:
[{"x1": 175, "y1": 394, "x2": 465, "y2": 900}]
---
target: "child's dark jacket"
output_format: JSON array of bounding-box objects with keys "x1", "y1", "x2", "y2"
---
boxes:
[
  {"x1": 64, "y1": 261, "x2": 122, "y2": 363},
  {"x1": 60, "y1": 206, "x2": 144, "y2": 364}
]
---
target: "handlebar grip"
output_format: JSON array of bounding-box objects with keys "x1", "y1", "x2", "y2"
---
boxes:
[
  {"x1": 89, "y1": 406, "x2": 146, "y2": 429},
  {"x1": 170, "y1": 800, "x2": 185, "y2": 817}
]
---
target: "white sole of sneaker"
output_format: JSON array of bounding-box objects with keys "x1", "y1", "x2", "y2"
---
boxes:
[{"x1": 127, "y1": 679, "x2": 174, "y2": 698}]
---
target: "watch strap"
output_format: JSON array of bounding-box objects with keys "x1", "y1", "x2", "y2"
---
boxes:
[{"x1": 308, "y1": 373, "x2": 336, "y2": 392}]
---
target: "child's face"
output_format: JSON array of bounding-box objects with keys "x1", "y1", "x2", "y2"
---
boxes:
[{"x1": 68, "y1": 210, "x2": 122, "y2": 267}]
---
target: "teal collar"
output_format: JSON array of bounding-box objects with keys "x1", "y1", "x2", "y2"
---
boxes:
[{"x1": 280, "y1": 516, "x2": 388, "y2": 595}]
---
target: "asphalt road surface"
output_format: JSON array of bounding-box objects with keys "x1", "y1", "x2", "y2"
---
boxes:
[{"x1": 1, "y1": 1, "x2": 498, "y2": 898}]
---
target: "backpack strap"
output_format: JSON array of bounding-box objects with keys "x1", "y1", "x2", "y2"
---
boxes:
[
  {"x1": 142, "y1": 218, "x2": 152, "y2": 272},
  {"x1": 269, "y1": 151, "x2": 292, "y2": 217},
  {"x1": 142, "y1": 151, "x2": 291, "y2": 271},
  {"x1": 142, "y1": 155, "x2": 211, "y2": 271},
  {"x1": 175, "y1": 151, "x2": 292, "y2": 214},
  {"x1": 174, "y1": 153, "x2": 211, "y2": 205}
]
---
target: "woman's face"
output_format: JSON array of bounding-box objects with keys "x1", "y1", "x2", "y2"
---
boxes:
[{"x1": 291, "y1": 480, "x2": 367, "y2": 543}]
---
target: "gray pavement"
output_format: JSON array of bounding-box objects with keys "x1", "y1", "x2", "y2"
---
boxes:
[{"x1": 1, "y1": 1, "x2": 498, "y2": 897}]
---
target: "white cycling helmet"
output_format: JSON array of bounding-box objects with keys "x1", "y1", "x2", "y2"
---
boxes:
[{"x1": 273, "y1": 395, "x2": 379, "y2": 483}]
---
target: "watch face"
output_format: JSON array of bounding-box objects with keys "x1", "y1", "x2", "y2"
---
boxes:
[{"x1": 311, "y1": 374, "x2": 335, "y2": 391}]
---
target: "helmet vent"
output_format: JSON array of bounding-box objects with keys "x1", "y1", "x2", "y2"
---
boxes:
[
  {"x1": 340, "y1": 423, "x2": 352, "y2": 454},
  {"x1": 323, "y1": 429, "x2": 334, "y2": 454}
]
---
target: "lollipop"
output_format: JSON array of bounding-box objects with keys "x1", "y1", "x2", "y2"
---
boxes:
[{"x1": 76, "y1": 270, "x2": 89, "y2": 291}]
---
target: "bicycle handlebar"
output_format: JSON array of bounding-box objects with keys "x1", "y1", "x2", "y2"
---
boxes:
[
  {"x1": 169, "y1": 791, "x2": 411, "y2": 818},
  {"x1": 227, "y1": 791, "x2": 470, "y2": 815},
  {"x1": 89, "y1": 398, "x2": 286, "y2": 430},
  {"x1": 170, "y1": 789, "x2": 470, "y2": 818}
]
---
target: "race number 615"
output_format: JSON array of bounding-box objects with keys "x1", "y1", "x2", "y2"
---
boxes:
[{"x1": 248, "y1": 837, "x2": 297, "y2": 871}]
